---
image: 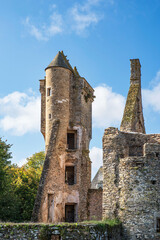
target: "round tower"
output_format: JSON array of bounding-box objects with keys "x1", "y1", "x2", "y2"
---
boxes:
[
  {"x1": 33, "y1": 51, "x2": 94, "y2": 223},
  {"x1": 45, "y1": 51, "x2": 72, "y2": 150}
]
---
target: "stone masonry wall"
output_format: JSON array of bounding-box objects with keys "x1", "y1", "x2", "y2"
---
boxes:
[
  {"x1": 103, "y1": 127, "x2": 160, "y2": 240},
  {"x1": 87, "y1": 189, "x2": 102, "y2": 220},
  {"x1": 0, "y1": 223, "x2": 122, "y2": 240}
]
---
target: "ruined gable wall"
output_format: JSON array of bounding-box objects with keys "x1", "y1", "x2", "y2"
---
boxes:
[
  {"x1": 103, "y1": 128, "x2": 160, "y2": 239},
  {"x1": 120, "y1": 59, "x2": 145, "y2": 134}
]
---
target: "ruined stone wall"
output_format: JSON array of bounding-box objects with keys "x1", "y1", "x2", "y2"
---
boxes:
[
  {"x1": 0, "y1": 223, "x2": 122, "y2": 240},
  {"x1": 88, "y1": 189, "x2": 102, "y2": 220},
  {"x1": 103, "y1": 127, "x2": 160, "y2": 240}
]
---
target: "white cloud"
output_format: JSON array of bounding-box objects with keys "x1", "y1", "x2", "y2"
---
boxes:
[
  {"x1": 23, "y1": 0, "x2": 107, "y2": 40},
  {"x1": 142, "y1": 70, "x2": 160, "y2": 112},
  {"x1": 46, "y1": 12, "x2": 63, "y2": 37},
  {"x1": 70, "y1": 6, "x2": 100, "y2": 34},
  {"x1": 90, "y1": 147, "x2": 102, "y2": 178},
  {"x1": 70, "y1": 0, "x2": 103, "y2": 34},
  {"x1": 24, "y1": 17, "x2": 48, "y2": 41},
  {"x1": 0, "y1": 91, "x2": 40, "y2": 136},
  {"x1": 93, "y1": 85, "x2": 125, "y2": 128},
  {"x1": 23, "y1": 10, "x2": 63, "y2": 41}
]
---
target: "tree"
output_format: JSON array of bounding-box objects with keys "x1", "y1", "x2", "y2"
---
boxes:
[
  {"x1": 24, "y1": 151, "x2": 45, "y2": 170},
  {"x1": 0, "y1": 149, "x2": 45, "y2": 222},
  {"x1": 10, "y1": 151, "x2": 45, "y2": 221},
  {"x1": 0, "y1": 138, "x2": 19, "y2": 222},
  {"x1": 0, "y1": 138, "x2": 12, "y2": 193}
]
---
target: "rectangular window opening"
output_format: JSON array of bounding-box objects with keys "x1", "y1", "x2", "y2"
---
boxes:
[
  {"x1": 129, "y1": 145, "x2": 143, "y2": 157},
  {"x1": 49, "y1": 113, "x2": 52, "y2": 119},
  {"x1": 65, "y1": 166, "x2": 75, "y2": 185},
  {"x1": 157, "y1": 218, "x2": 160, "y2": 233},
  {"x1": 65, "y1": 204, "x2": 75, "y2": 223},
  {"x1": 47, "y1": 88, "x2": 51, "y2": 96},
  {"x1": 67, "y1": 131, "x2": 77, "y2": 150}
]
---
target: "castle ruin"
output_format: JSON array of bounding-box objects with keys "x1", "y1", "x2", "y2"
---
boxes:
[
  {"x1": 103, "y1": 59, "x2": 160, "y2": 239},
  {"x1": 32, "y1": 53, "x2": 160, "y2": 239},
  {"x1": 32, "y1": 51, "x2": 102, "y2": 223}
]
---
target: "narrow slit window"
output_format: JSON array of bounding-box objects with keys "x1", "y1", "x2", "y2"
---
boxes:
[
  {"x1": 65, "y1": 166, "x2": 75, "y2": 185},
  {"x1": 157, "y1": 218, "x2": 160, "y2": 232},
  {"x1": 67, "y1": 131, "x2": 77, "y2": 150},
  {"x1": 49, "y1": 113, "x2": 52, "y2": 119},
  {"x1": 47, "y1": 88, "x2": 51, "y2": 96}
]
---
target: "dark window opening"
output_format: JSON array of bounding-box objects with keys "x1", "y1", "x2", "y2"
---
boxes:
[
  {"x1": 151, "y1": 180, "x2": 156, "y2": 185},
  {"x1": 129, "y1": 145, "x2": 143, "y2": 156},
  {"x1": 49, "y1": 114, "x2": 52, "y2": 119},
  {"x1": 157, "y1": 218, "x2": 160, "y2": 232},
  {"x1": 65, "y1": 166, "x2": 75, "y2": 185},
  {"x1": 67, "y1": 132, "x2": 77, "y2": 149},
  {"x1": 156, "y1": 153, "x2": 159, "y2": 158},
  {"x1": 47, "y1": 88, "x2": 51, "y2": 96},
  {"x1": 65, "y1": 205, "x2": 75, "y2": 222}
]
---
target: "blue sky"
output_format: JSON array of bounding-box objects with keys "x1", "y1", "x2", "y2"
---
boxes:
[{"x1": 1, "y1": 0, "x2": 160, "y2": 178}]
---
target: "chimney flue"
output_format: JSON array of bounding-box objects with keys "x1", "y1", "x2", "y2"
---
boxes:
[{"x1": 130, "y1": 59, "x2": 141, "y2": 85}]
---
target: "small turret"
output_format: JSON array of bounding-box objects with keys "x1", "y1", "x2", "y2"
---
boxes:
[{"x1": 45, "y1": 51, "x2": 72, "y2": 71}]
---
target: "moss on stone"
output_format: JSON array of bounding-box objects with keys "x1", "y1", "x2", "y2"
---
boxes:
[{"x1": 121, "y1": 83, "x2": 140, "y2": 127}]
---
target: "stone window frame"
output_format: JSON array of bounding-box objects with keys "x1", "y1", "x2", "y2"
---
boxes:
[
  {"x1": 49, "y1": 113, "x2": 52, "y2": 119},
  {"x1": 48, "y1": 193, "x2": 54, "y2": 223},
  {"x1": 67, "y1": 130, "x2": 77, "y2": 150},
  {"x1": 154, "y1": 213, "x2": 160, "y2": 233},
  {"x1": 65, "y1": 203, "x2": 78, "y2": 223},
  {"x1": 47, "y1": 87, "x2": 52, "y2": 97},
  {"x1": 65, "y1": 163, "x2": 77, "y2": 185}
]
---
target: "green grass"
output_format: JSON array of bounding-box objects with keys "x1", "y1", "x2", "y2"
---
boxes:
[{"x1": 0, "y1": 218, "x2": 121, "y2": 227}]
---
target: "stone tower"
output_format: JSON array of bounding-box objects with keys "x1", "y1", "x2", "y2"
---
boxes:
[
  {"x1": 103, "y1": 59, "x2": 160, "y2": 239},
  {"x1": 32, "y1": 51, "x2": 94, "y2": 223}
]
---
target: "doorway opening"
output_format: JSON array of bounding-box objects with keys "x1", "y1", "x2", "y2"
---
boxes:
[{"x1": 65, "y1": 204, "x2": 76, "y2": 222}]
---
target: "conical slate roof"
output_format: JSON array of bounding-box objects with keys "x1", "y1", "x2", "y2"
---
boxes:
[{"x1": 45, "y1": 51, "x2": 73, "y2": 71}]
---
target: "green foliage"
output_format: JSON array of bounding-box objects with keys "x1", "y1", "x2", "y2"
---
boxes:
[
  {"x1": 82, "y1": 218, "x2": 121, "y2": 227},
  {"x1": 0, "y1": 148, "x2": 45, "y2": 222},
  {"x1": 24, "y1": 151, "x2": 45, "y2": 170},
  {"x1": 0, "y1": 138, "x2": 12, "y2": 193},
  {"x1": 0, "y1": 190, "x2": 21, "y2": 222},
  {"x1": 39, "y1": 225, "x2": 51, "y2": 240}
]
